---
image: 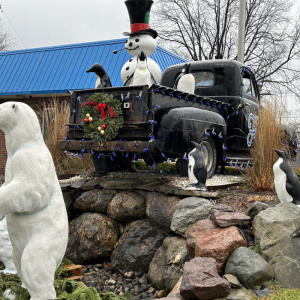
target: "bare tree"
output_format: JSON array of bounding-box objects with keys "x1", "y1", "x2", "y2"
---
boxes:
[
  {"x1": 0, "y1": 5, "x2": 15, "y2": 52},
  {"x1": 152, "y1": 0, "x2": 300, "y2": 97}
]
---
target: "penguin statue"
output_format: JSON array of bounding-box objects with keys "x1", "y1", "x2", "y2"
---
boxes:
[
  {"x1": 86, "y1": 64, "x2": 112, "y2": 88},
  {"x1": 130, "y1": 51, "x2": 152, "y2": 87},
  {"x1": 174, "y1": 63, "x2": 195, "y2": 94},
  {"x1": 273, "y1": 149, "x2": 300, "y2": 206},
  {"x1": 187, "y1": 141, "x2": 207, "y2": 191}
]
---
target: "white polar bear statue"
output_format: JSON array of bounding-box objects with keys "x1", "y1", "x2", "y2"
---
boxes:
[
  {"x1": 0, "y1": 217, "x2": 17, "y2": 275},
  {"x1": 0, "y1": 102, "x2": 69, "y2": 300}
]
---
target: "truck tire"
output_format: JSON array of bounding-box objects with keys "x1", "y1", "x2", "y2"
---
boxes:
[
  {"x1": 92, "y1": 152, "x2": 133, "y2": 173},
  {"x1": 200, "y1": 136, "x2": 217, "y2": 178},
  {"x1": 176, "y1": 136, "x2": 217, "y2": 178}
]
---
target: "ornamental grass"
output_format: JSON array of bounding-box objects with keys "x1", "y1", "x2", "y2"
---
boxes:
[
  {"x1": 43, "y1": 98, "x2": 94, "y2": 175},
  {"x1": 242, "y1": 99, "x2": 291, "y2": 191}
]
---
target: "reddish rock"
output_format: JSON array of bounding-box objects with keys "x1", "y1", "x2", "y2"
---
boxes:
[
  {"x1": 180, "y1": 257, "x2": 231, "y2": 299},
  {"x1": 194, "y1": 226, "x2": 246, "y2": 273},
  {"x1": 211, "y1": 204, "x2": 251, "y2": 227},
  {"x1": 186, "y1": 219, "x2": 218, "y2": 257}
]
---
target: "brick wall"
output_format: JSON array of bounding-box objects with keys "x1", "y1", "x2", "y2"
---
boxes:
[{"x1": 0, "y1": 96, "x2": 70, "y2": 176}]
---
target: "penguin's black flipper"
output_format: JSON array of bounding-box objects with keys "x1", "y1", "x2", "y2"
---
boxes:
[
  {"x1": 86, "y1": 63, "x2": 112, "y2": 88},
  {"x1": 285, "y1": 176, "x2": 300, "y2": 205}
]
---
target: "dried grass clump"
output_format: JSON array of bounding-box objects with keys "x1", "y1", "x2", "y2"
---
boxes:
[
  {"x1": 43, "y1": 98, "x2": 93, "y2": 175},
  {"x1": 243, "y1": 100, "x2": 286, "y2": 191}
]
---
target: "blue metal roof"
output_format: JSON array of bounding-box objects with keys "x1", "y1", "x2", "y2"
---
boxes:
[{"x1": 0, "y1": 38, "x2": 188, "y2": 96}]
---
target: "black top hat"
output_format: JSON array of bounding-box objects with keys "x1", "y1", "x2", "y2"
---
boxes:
[{"x1": 123, "y1": 0, "x2": 158, "y2": 38}]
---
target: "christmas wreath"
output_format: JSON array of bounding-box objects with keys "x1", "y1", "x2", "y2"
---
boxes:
[{"x1": 81, "y1": 93, "x2": 124, "y2": 142}]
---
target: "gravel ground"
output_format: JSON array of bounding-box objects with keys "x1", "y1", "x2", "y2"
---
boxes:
[{"x1": 82, "y1": 264, "x2": 162, "y2": 299}]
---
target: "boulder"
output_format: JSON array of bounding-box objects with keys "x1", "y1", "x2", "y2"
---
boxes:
[
  {"x1": 214, "y1": 287, "x2": 255, "y2": 300},
  {"x1": 66, "y1": 212, "x2": 119, "y2": 264},
  {"x1": 186, "y1": 219, "x2": 218, "y2": 257},
  {"x1": 73, "y1": 189, "x2": 117, "y2": 213},
  {"x1": 180, "y1": 257, "x2": 230, "y2": 299},
  {"x1": 246, "y1": 201, "x2": 269, "y2": 219},
  {"x1": 194, "y1": 226, "x2": 247, "y2": 273},
  {"x1": 146, "y1": 192, "x2": 181, "y2": 231},
  {"x1": 107, "y1": 191, "x2": 146, "y2": 222},
  {"x1": 211, "y1": 204, "x2": 251, "y2": 228},
  {"x1": 63, "y1": 191, "x2": 77, "y2": 220},
  {"x1": 225, "y1": 247, "x2": 274, "y2": 288},
  {"x1": 110, "y1": 219, "x2": 168, "y2": 275},
  {"x1": 253, "y1": 203, "x2": 300, "y2": 288},
  {"x1": 148, "y1": 236, "x2": 189, "y2": 292},
  {"x1": 171, "y1": 197, "x2": 213, "y2": 237}
]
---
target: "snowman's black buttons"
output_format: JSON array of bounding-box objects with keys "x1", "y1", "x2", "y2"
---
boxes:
[{"x1": 126, "y1": 67, "x2": 130, "y2": 71}]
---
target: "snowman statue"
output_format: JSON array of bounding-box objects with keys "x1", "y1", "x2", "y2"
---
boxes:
[{"x1": 119, "y1": 0, "x2": 161, "y2": 87}]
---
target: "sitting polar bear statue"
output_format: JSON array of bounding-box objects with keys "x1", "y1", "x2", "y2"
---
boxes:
[
  {"x1": 0, "y1": 102, "x2": 68, "y2": 300},
  {"x1": 0, "y1": 217, "x2": 17, "y2": 275}
]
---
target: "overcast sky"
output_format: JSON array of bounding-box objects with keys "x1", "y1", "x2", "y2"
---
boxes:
[
  {"x1": 1, "y1": 0, "x2": 300, "y2": 51},
  {"x1": 0, "y1": 0, "x2": 130, "y2": 50}
]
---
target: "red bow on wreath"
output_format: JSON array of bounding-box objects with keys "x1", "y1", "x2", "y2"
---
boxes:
[{"x1": 97, "y1": 103, "x2": 107, "y2": 119}]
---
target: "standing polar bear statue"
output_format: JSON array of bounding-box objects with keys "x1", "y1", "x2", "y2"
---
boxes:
[{"x1": 0, "y1": 102, "x2": 68, "y2": 300}]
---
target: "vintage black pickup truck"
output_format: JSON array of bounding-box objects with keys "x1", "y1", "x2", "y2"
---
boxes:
[{"x1": 58, "y1": 59, "x2": 261, "y2": 177}]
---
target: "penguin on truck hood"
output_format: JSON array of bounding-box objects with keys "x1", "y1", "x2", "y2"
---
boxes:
[
  {"x1": 273, "y1": 149, "x2": 300, "y2": 206},
  {"x1": 86, "y1": 64, "x2": 112, "y2": 88},
  {"x1": 174, "y1": 63, "x2": 195, "y2": 94}
]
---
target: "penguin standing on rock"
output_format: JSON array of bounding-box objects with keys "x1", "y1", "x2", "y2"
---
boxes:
[
  {"x1": 86, "y1": 64, "x2": 112, "y2": 88},
  {"x1": 174, "y1": 63, "x2": 195, "y2": 94},
  {"x1": 273, "y1": 149, "x2": 300, "y2": 206},
  {"x1": 187, "y1": 141, "x2": 207, "y2": 191},
  {"x1": 130, "y1": 51, "x2": 152, "y2": 87}
]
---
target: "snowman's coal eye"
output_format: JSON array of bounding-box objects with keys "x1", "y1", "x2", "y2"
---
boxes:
[
  {"x1": 135, "y1": 38, "x2": 140, "y2": 42},
  {"x1": 125, "y1": 40, "x2": 128, "y2": 44}
]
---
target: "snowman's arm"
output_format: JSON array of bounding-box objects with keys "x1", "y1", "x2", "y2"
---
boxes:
[{"x1": 0, "y1": 150, "x2": 50, "y2": 216}]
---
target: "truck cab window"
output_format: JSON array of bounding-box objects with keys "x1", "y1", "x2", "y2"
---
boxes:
[
  {"x1": 242, "y1": 73, "x2": 257, "y2": 98},
  {"x1": 193, "y1": 71, "x2": 214, "y2": 87}
]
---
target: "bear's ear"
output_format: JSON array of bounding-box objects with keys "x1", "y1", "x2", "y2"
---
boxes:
[{"x1": 12, "y1": 103, "x2": 18, "y2": 112}]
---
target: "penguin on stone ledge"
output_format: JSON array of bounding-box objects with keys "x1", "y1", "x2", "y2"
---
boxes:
[
  {"x1": 187, "y1": 141, "x2": 207, "y2": 191},
  {"x1": 273, "y1": 149, "x2": 300, "y2": 206}
]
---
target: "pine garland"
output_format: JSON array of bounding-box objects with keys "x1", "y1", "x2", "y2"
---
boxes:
[{"x1": 81, "y1": 93, "x2": 124, "y2": 142}]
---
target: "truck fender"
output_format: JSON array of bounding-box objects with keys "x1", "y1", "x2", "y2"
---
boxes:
[{"x1": 155, "y1": 107, "x2": 226, "y2": 155}]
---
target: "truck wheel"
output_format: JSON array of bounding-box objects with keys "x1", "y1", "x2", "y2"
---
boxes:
[
  {"x1": 199, "y1": 136, "x2": 217, "y2": 178},
  {"x1": 92, "y1": 152, "x2": 133, "y2": 173}
]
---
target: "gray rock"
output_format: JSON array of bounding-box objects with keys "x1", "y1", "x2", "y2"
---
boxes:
[
  {"x1": 73, "y1": 189, "x2": 117, "y2": 213},
  {"x1": 225, "y1": 247, "x2": 274, "y2": 288},
  {"x1": 111, "y1": 219, "x2": 168, "y2": 275},
  {"x1": 214, "y1": 287, "x2": 255, "y2": 300},
  {"x1": 180, "y1": 257, "x2": 230, "y2": 299},
  {"x1": 107, "y1": 191, "x2": 146, "y2": 222},
  {"x1": 66, "y1": 212, "x2": 119, "y2": 264},
  {"x1": 246, "y1": 201, "x2": 269, "y2": 219},
  {"x1": 222, "y1": 274, "x2": 242, "y2": 288},
  {"x1": 170, "y1": 197, "x2": 213, "y2": 237},
  {"x1": 146, "y1": 192, "x2": 181, "y2": 231},
  {"x1": 148, "y1": 236, "x2": 189, "y2": 292},
  {"x1": 63, "y1": 191, "x2": 77, "y2": 220},
  {"x1": 253, "y1": 203, "x2": 300, "y2": 288}
]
